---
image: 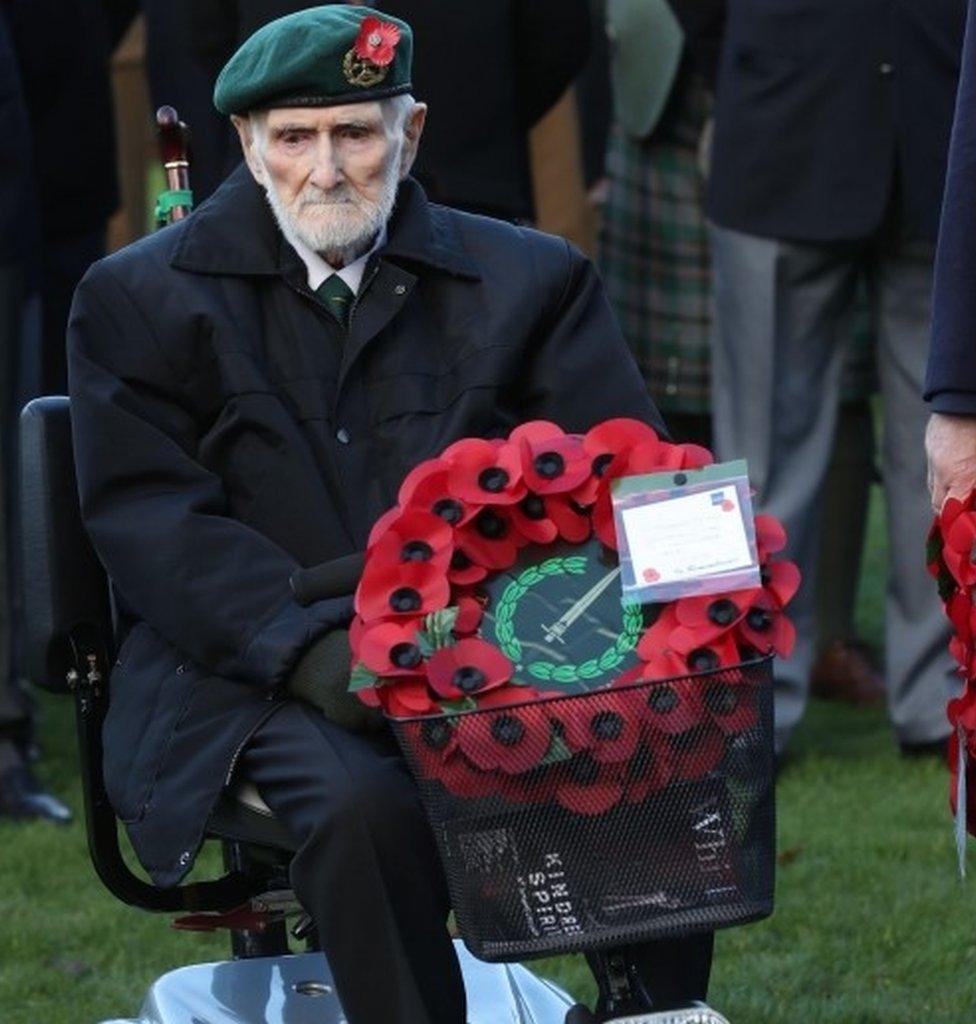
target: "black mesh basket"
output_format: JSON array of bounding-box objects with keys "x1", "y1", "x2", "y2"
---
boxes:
[{"x1": 391, "y1": 657, "x2": 775, "y2": 962}]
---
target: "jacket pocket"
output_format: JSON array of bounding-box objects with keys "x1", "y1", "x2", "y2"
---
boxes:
[{"x1": 103, "y1": 623, "x2": 199, "y2": 823}]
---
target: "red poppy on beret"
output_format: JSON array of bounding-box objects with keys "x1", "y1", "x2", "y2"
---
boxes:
[
  {"x1": 426, "y1": 637, "x2": 513, "y2": 701},
  {"x1": 444, "y1": 438, "x2": 526, "y2": 506},
  {"x1": 355, "y1": 559, "x2": 450, "y2": 621},
  {"x1": 353, "y1": 15, "x2": 401, "y2": 67},
  {"x1": 456, "y1": 689, "x2": 550, "y2": 774},
  {"x1": 555, "y1": 754, "x2": 624, "y2": 815},
  {"x1": 358, "y1": 619, "x2": 426, "y2": 676}
]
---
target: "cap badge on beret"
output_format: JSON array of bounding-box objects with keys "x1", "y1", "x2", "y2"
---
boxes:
[{"x1": 343, "y1": 16, "x2": 402, "y2": 88}]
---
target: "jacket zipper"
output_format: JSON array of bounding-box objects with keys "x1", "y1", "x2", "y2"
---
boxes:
[{"x1": 224, "y1": 701, "x2": 283, "y2": 786}]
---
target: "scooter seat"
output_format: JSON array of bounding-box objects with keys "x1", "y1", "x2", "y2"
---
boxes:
[{"x1": 206, "y1": 778, "x2": 296, "y2": 852}]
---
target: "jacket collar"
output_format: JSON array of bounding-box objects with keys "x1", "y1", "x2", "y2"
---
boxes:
[{"x1": 170, "y1": 164, "x2": 481, "y2": 282}]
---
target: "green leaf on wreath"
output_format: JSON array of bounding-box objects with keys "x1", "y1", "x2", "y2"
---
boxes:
[
  {"x1": 348, "y1": 661, "x2": 380, "y2": 692},
  {"x1": 438, "y1": 697, "x2": 477, "y2": 715},
  {"x1": 416, "y1": 631, "x2": 437, "y2": 658},
  {"x1": 424, "y1": 607, "x2": 459, "y2": 647}
]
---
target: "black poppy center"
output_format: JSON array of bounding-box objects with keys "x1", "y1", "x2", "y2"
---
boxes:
[
  {"x1": 400, "y1": 540, "x2": 433, "y2": 562},
  {"x1": 760, "y1": 566, "x2": 772, "y2": 586},
  {"x1": 569, "y1": 753, "x2": 600, "y2": 785},
  {"x1": 421, "y1": 719, "x2": 453, "y2": 751},
  {"x1": 476, "y1": 509, "x2": 508, "y2": 540},
  {"x1": 491, "y1": 714, "x2": 525, "y2": 746},
  {"x1": 590, "y1": 711, "x2": 624, "y2": 741},
  {"x1": 592, "y1": 453, "x2": 614, "y2": 477},
  {"x1": 534, "y1": 451, "x2": 565, "y2": 479},
  {"x1": 746, "y1": 608, "x2": 772, "y2": 632},
  {"x1": 432, "y1": 498, "x2": 463, "y2": 525},
  {"x1": 390, "y1": 642, "x2": 422, "y2": 669},
  {"x1": 520, "y1": 495, "x2": 547, "y2": 520},
  {"x1": 648, "y1": 686, "x2": 679, "y2": 713},
  {"x1": 478, "y1": 467, "x2": 510, "y2": 493},
  {"x1": 450, "y1": 550, "x2": 472, "y2": 570},
  {"x1": 389, "y1": 587, "x2": 422, "y2": 613},
  {"x1": 688, "y1": 647, "x2": 720, "y2": 672},
  {"x1": 705, "y1": 684, "x2": 738, "y2": 716},
  {"x1": 453, "y1": 666, "x2": 486, "y2": 693},
  {"x1": 707, "y1": 599, "x2": 738, "y2": 627}
]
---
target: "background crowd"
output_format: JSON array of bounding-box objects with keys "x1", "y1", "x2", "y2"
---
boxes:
[{"x1": 0, "y1": 0, "x2": 966, "y2": 842}]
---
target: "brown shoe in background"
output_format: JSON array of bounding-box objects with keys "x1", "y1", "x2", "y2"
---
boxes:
[{"x1": 809, "y1": 639, "x2": 886, "y2": 705}]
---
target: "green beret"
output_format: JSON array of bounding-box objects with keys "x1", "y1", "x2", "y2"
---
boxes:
[{"x1": 214, "y1": 5, "x2": 413, "y2": 116}]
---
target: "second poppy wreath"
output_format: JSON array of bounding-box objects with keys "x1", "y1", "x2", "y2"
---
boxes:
[{"x1": 348, "y1": 418, "x2": 800, "y2": 816}]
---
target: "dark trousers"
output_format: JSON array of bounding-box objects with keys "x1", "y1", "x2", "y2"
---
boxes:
[{"x1": 240, "y1": 701, "x2": 714, "y2": 1024}]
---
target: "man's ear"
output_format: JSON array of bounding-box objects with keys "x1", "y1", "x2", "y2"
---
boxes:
[
  {"x1": 232, "y1": 114, "x2": 267, "y2": 185},
  {"x1": 398, "y1": 103, "x2": 427, "y2": 179}
]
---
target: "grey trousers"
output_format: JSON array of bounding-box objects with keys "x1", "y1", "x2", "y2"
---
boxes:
[{"x1": 709, "y1": 224, "x2": 954, "y2": 749}]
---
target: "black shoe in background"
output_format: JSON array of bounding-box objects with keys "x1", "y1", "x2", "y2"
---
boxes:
[{"x1": 0, "y1": 764, "x2": 72, "y2": 824}]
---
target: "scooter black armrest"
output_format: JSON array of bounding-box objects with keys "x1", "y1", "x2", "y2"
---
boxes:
[{"x1": 19, "y1": 396, "x2": 112, "y2": 692}]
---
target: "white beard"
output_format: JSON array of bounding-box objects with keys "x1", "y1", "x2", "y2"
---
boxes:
[{"x1": 260, "y1": 150, "x2": 401, "y2": 266}]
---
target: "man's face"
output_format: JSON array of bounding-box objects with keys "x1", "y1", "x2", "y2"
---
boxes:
[{"x1": 237, "y1": 100, "x2": 424, "y2": 262}]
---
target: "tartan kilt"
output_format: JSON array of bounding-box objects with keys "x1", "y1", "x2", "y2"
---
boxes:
[
  {"x1": 599, "y1": 72, "x2": 877, "y2": 416},
  {"x1": 599, "y1": 70, "x2": 713, "y2": 416}
]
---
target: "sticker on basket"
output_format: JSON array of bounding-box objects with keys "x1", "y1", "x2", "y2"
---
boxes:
[{"x1": 612, "y1": 460, "x2": 761, "y2": 604}]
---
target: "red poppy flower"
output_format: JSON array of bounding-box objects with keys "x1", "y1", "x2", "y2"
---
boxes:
[
  {"x1": 736, "y1": 594, "x2": 796, "y2": 658},
  {"x1": 349, "y1": 613, "x2": 366, "y2": 662},
  {"x1": 454, "y1": 594, "x2": 485, "y2": 634},
  {"x1": 426, "y1": 637, "x2": 513, "y2": 701},
  {"x1": 562, "y1": 691, "x2": 643, "y2": 764},
  {"x1": 948, "y1": 683, "x2": 976, "y2": 735},
  {"x1": 760, "y1": 560, "x2": 801, "y2": 609},
  {"x1": 355, "y1": 559, "x2": 450, "y2": 621},
  {"x1": 755, "y1": 514, "x2": 787, "y2": 561},
  {"x1": 640, "y1": 677, "x2": 707, "y2": 735},
  {"x1": 624, "y1": 438, "x2": 713, "y2": 474},
  {"x1": 377, "y1": 677, "x2": 440, "y2": 718},
  {"x1": 366, "y1": 508, "x2": 454, "y2": 570},
  {"x1": 444, "y1": 438, "x2": 526, "y2": 506},
  {"x1": 455, "y1": 689, "x2": 550, "y2": 774},
  {"x1": 702, "y1": 679, "x2": 758, "y2": 735},
  {"x1": 353, "y1": 16, "x2": 401, "y2": 67},
  {"x1": 943, "y1": 512, "x2": 976, "y2": 589},
  {"x1": 446, "y1": 548, "x2": 490, "y2": 586},
  {"x1": 671, "y1": 591, "x2": 759, "y2": 650},
  {"x1": 582, "y1": 418, "x2": 662, "y2": 471},
  {"x1": 456, "y1": 507, "x2": 525, "y2": 570},
  {"x1": 358, "y1": 619, "x2": 426, "y2": 676},
  {"x1": 624, "y1": 741, "x2": 674, "y2": 802},
  {"x1": 510, "y1": 493, "x2": 592, "y2": 545},
  {"x1": 399, "y1": 459, "x2": 477, "y2": 528},
  {"x1": 555, "y1": 754, "x2": 625, "y2": 815},
  {"x1": 669, "y1": 723, "x2": 726, "y2": 781},
  {"x1": 512, "y1": 425, "x2": 591, "y2": 496}
]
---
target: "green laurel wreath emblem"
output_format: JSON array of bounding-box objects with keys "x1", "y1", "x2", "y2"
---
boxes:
[{"x1": 493, "y1": 556, "x2": 643, "y2": 685}]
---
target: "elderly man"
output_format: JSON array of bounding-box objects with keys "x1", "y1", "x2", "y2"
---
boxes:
[{"x1": 68, "y1": 7, "x2": 713, "y2": 1023}]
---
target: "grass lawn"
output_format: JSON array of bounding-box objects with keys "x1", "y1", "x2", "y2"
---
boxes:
[{"x1": 2, "y1": 486, "x2": 975, "y2": 1023}]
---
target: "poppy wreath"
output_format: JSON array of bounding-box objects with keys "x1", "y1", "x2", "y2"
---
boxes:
[
  {"x1": 927, "y1": 492, "x2": 976, "y2": 834},
  {"x1": 349, "y1": 419, "x2": 799, "y2": 815}
]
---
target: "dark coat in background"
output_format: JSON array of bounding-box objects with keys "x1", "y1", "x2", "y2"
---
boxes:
[
  {"x1": 701, "y1": 0, "x2": 965, "y2": 243},
  {"x1": 184, "y1": 0, "x2": 591, "y2": 217},
  {"x1": 67, "y1": 167, "x2": 663, "y2": 885},
  {"x1": 926, "y1": 0, "x2": 976, "y2": 415}
]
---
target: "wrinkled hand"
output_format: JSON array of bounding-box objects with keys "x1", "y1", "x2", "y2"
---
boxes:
[{"x1": 925, "y1": 413, "x2": 976, "y2": 513}]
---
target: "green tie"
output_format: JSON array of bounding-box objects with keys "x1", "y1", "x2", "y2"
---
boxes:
[{"x1": 315, "y1": 274, "x2": 355, "y2": 328}]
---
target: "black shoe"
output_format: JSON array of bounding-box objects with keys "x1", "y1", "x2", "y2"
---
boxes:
[{"x1": 0, "y1": 764, "x2": 72, "y2": 824}]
